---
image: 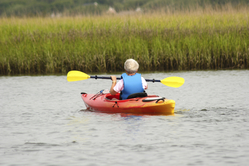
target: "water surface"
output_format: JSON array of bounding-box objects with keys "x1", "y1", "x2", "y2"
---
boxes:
[{"x1": 1, "y1": 70, "x2": 248, "y2": 166}]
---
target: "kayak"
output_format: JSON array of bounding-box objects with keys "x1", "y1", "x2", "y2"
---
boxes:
[
  {"x1": 81, "y1": 90, "x2": 175, "y2": 115},
  {"x1": 67, "y1": 71, "x2": 184, "y2": 115}
]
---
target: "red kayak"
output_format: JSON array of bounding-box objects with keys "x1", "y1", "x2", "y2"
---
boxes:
[{"x1": 81, "y1": 90, "x2": 175, "y2": 115}]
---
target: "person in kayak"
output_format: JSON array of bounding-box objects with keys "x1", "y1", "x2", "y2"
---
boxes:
[{"x1": 110, "y1": 59, "x2": 148, "y2": 100}]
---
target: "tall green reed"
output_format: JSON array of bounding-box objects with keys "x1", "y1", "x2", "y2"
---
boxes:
[{"x1": 0, "y1": 8, "x2": 248, "y2": 75}]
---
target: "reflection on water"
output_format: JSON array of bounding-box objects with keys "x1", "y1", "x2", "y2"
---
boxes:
[{"x1": 0, "y1": 70, "x2": 249, "y2": 166}]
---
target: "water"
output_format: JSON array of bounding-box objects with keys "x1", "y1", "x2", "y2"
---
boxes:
[{"x1": 1, "y1": 70, "x2": 249, "y2": 166}]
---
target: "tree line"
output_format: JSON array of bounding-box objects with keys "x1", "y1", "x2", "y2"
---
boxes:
[{"x1": 0, "y1": 0, "x2": 249, "y2": 17}]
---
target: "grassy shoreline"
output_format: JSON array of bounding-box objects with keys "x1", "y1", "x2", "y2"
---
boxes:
[{"x1": 0, "y1": 7, "x2": 249, "y2": 75}]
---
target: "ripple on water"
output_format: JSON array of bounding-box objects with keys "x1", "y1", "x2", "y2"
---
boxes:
[{"x1": 1, "y1": 71, "x2": 249, "y2": 166}]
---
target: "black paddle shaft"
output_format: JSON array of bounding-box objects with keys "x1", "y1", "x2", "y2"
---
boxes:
[{"x1": 90, "y1": 75, "x2": 160, "y2": 83}]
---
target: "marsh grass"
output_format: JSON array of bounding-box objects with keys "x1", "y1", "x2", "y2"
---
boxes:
[{"x1": 0, "y1": 5, "x2": 249, "y2": 75}]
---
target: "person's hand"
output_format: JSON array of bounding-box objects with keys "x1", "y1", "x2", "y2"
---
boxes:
[{"x1": 111, "y1": 76, "x2": 117, "y2": 83}]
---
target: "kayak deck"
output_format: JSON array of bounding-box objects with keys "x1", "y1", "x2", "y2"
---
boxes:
[{"x1": 81, "y1": 92, "x2": 175, "y2": 115}]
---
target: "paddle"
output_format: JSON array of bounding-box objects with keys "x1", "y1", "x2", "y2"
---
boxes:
[{"x1": 67, "y1": 70, "x2": 185, "y2": 88}]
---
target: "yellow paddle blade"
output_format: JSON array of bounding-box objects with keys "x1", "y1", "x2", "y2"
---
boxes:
[
  {"x1": 160, "y1": 76, "x2": 185, "y2": 88},
  {"x1": 67, "y1": 70, "x2": 90, "y2": 82}
]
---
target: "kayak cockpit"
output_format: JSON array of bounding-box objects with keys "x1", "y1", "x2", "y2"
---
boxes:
[
  {"x1": 105, "y1": 93, "x2": 165, "y2": 103},
  {"x1": 105, "y1": 93, "x2": 120, "y2": 100},
  {"x1": 105, "y1": 92, "x2": 148, "y2": 101}
]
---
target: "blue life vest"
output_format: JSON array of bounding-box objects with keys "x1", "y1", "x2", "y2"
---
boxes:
[{"x1": 120, "y1": 73, "x2": 144, "y2": 100}]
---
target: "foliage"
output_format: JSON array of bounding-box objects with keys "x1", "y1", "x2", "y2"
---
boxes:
[{"x1": 0, "y1": 7, "x2": 248, "y2": 75}]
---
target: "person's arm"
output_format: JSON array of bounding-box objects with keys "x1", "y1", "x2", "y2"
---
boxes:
[
  {"x1": 110, "y1": 76, "x2": 118, "y2": 95},
  {"x1": 142, "y1": 77, "x2": 148, "y2": 90}
]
